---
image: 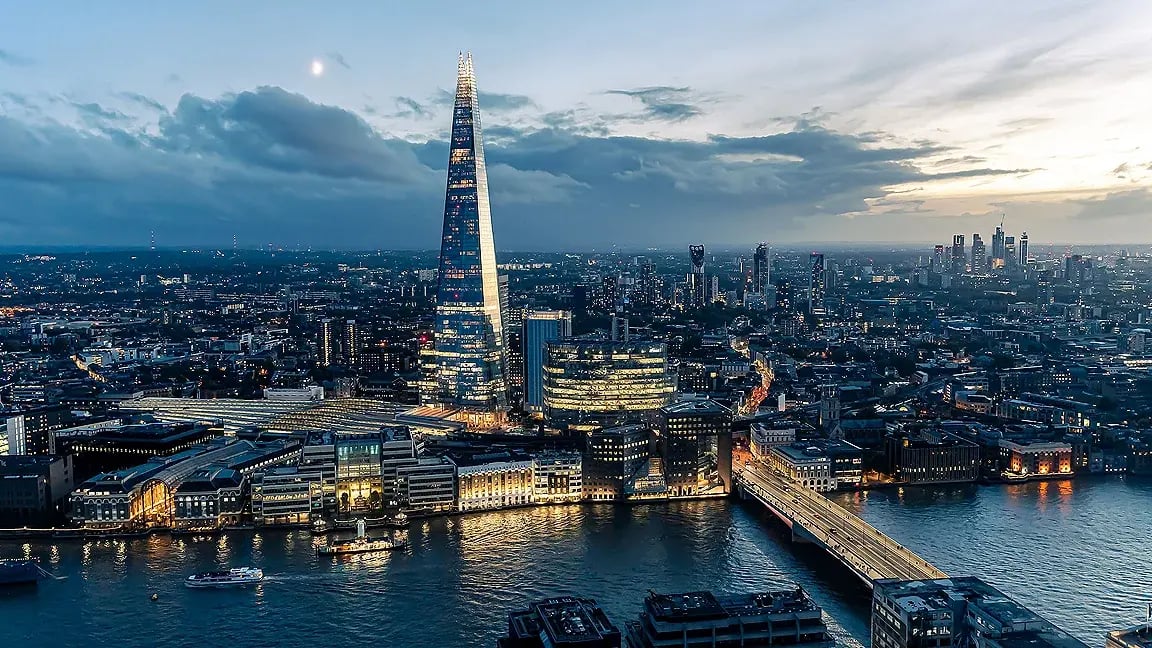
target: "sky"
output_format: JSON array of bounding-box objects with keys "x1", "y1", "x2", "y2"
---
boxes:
[{"x1": 1, "y1": 0, "x2": 1151, "y2": 250}]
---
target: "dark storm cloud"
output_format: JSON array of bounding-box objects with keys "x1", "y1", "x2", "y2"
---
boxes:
[
  {"x1": 0, "y1": 84, "x2": 1029, "y2": 249},
  {"x1": 605, "y1": 86, "x2": 705, "y2": 122},
  {"x1": 0, "y1": 49, "x2": 34, "y2": 66}
]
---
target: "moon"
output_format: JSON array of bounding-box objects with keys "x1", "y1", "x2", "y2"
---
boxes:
[{"x1": 310, "y1": 59, "x2": 324, "y2": 76}]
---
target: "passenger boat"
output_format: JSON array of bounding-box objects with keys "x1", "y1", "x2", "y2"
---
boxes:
[
  {"x1": 184, "y1": 567, "x2": 264, "y2": 588},
  {"x1": 382, "y1": 511, "x2": 409, "y2": 529},
  {"x1": 319, "y1": 519, "x2": 408, "y2": 556},
  {"x1": 0, "y1": 558, "x2": 41, "y2": 587}
]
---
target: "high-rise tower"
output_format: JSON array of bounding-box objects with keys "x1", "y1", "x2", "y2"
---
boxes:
[
  {"x1": 688, "y1": 244, "x2": 706, "y2": 308},
  {"x1": 429, "y1": 53, "x2": 507, "y2": 418},
  {"x1": 809, "y1": 252, "x2": 826, "y2": 316},
  {"x1": 753, "y1": 243, "x2": 770, "y2": 293}
]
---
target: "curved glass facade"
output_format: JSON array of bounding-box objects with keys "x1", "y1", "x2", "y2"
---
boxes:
[{"x1": 542, "y1": 339, "x2": 675, "y2": 428}]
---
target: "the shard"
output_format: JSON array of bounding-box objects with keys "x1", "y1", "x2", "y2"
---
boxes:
[{"x1": 429, "y1": 53, "x2": 508, "y2": 418}]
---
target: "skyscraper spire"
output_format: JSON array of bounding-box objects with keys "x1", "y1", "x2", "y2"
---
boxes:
[{"x1": 427, "y1": 54, "x2": 507, "y2": 421}]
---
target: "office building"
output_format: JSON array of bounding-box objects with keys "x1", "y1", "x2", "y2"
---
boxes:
[
  {"x1": 991, "y1": 224, "x2": 1006, "y2": 268},
  {"x1": 688, "y1": 244, "x2": 706, "y2": 308},
  {"x1": 583, "y1": 424, "x2": 650, "y2": 500},
  {"x1": 1004, "y1": 235, "x2": 1017, "y2": 268},
  {"x1": 753, "y1": 243, "x2": 770, "y2": 293},
  {"x1": 931, "y1": 245, "x2": 946, "y2": 273},
  {"x1": 0, "y1": 454, "x2": 73, "y2": 526},
  {"x1": 172, "y1": 467, "x2": 245, "y2": 529},
  {"x1": 808, "y1": 253, "x2": 826, "y2": 316},
  {"x1": 318, "y1": 317, "x2": 337, "y2": 367},
  {"x1": 499, "y1": 597, "x2": 622, "y2": 648},
  {"x1": 950, "y1": 234, "x2": 966, "y2": 274},
  {"x1": 428, "y1": 54, "x2": 508, "y2": 420},
  {"x1": 872, "y1": 577, "x2": 1087, "y2": 648},
  {"x1": 532, "y1": 453, "x2": 583, "y2": 504},
  {"x1": 767, "y1": 444, "x2": 834, "y2": 492},
  {"x1": 397, "y1": 456, "x2": 456, "y2": 513},
  {"x1": 250, "y1": 466, "x2": 324, "y2": 526},
  {"x1": 343, "y1": 319, "x2": 358, "y2": 367},
  {"x1": 543, "y1": 338, "x2": 675, "y2": 430},
  {"x1": 998, "y1": 440, "x2": 1073, "y2": 479},
  {"x1": 504, "y1": 306, "x2": 525, "y2": 409},
  {"x1": 1019, "y1": 231, "x2": 1029, "y2": 264},
  {"x1": 885, "y1": 429, "x2": 980, "y2": 484},
  {"x1": 750, "y1": 422, "x2": 796, "y2": 459},
  {"x1": 523, "y1": 310, "x2": 573, "y2": 413},
  {"x1": 775, "y1": 279, "x2": 792, "y2": 311},
  {"x1": 601, "y1": 274, "x2": 618, "y2": 313},
  {"x1": 335, "y1": 431, "x2": 384, "y2": 514},
  {"x1": 971, "y1": 233, "x2": 985, "y2": 271},
  {"x1": 5, "y1": 405, "x2": 72, "y2": 456},
  {"x1": 456, "y1": 458, "x2": 533, "y2": 512},
  {"x1": 627, "y1": 589, "x2": 835, "y2": 648},
  {"x1": 657, "y1": 399, "x2": 733, "y2": 496}
]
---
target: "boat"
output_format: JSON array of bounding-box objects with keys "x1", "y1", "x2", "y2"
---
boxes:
[
  {"x1": 312, "y1": 517, "x2": 334, "y2": 534},
  {"x1": 184, "y1": 567, "x2": 264, "y2": 588},
  {"x1": 382, "y1": 511, "x2": 409, "y2": 529},
  {"x1": 319, "y1": 518, "x2": 408, "y2": 556},
  {"x1": 0, "y1": 558, "x2": 41, "y2": 587}
]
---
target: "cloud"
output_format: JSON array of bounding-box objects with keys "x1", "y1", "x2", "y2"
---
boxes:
[
  {"x1": 117, "y1": 92, "x2": 166, "y2": 112},
  {"x1": 431, "y1": 88, "x2": 537, "y2": 112},
  {"x1": 73, "y1": 102, "x2": 131, "y2": 127},
  {"x1": 605, "y1": 86, "x2": 707, "y2": 122},
  {"x1": 0, "y1": 49, "x2": 33, "y2": 66},
  {"x1": 1072, "y1": 189, "x2": 1152, "y2": 221},
  {"x1": 155, "y1": 86, "x2": 434, "y2": 185},
  {"x1": 0, "y1": 84, "x2": 1034, "y2": 249},
  {"x1": 393, "y1": 96, "x2": 431, "y2": 119},
  {"x1": 327, "y1": 52, "x2": 351, "y2": 69}
]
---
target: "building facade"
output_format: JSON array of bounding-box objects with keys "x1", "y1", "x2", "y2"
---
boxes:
[
  {"x1": 657, "y1": 399, "x2": 733, "y2": 496},
  {"x1": 428, "y1": 54, "x2": 508, "y2": 420},
  {"x1": 522, "y1": 310, "x2": 573, "y2": 413},
  {"x1": 543, "y1": 339, "x2": 675, "y2": 430},
  {"x1": 457, "y1": 459, "x2": 533, "y2": 512}
]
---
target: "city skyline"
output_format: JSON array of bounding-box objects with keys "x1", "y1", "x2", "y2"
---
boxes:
[{"x1": 2, "y1": 2, "x2": 1152, "y2": 249}]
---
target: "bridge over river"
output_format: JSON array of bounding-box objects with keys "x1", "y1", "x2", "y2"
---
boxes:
[{"x1": 734, "y1": 462, "x2": 948, "y2": 586}]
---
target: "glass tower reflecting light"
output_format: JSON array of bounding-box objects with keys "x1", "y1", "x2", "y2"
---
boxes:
[{"x1": 430, "y1": 53, "x2": 508, "y2": 414}]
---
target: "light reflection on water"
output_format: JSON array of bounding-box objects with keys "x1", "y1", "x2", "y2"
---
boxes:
[{"x1": 1, "y1": 478, "x2": 1147, "y2": 647}]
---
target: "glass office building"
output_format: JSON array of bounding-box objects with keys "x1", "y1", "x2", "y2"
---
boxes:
[
  {"x1": 429, "y1": 54, "x2": 508, "y2": 416},
  {"x1": 523, "y1": 310, "x2": 573, "y2": 413},
  {"x1": 542, "y1": 339, "x2": 675, "y2": 429}
]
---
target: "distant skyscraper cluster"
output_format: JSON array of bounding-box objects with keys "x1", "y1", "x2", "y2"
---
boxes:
[{"x1": 932, "y1": 220, "x2": 1032, "y2": 276}]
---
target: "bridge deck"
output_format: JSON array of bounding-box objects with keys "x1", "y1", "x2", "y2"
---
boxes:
[{"x1": 736, "y1": 463, "x2": 947, "y2": 585}]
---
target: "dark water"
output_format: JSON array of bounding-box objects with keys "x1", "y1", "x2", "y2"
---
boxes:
[{"x1": 1, "y1": 478, "x2": 1148, "y2": 647}]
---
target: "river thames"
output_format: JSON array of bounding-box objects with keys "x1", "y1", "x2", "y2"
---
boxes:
[{"x1": 1, "y1": 477, "x2": 1148, "y2": 646}]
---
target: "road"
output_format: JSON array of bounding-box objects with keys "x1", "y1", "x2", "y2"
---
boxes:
[{"x1": 736, "y1": 462, "x2": 947, "y2": 584}]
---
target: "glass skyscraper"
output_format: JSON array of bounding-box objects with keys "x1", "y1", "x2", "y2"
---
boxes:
[
  {"x1": 430, "y1": 54, "x2": 508, "y2": 416},
  {"x1": 522, "y1": 310, "x2": 573, "y2": 413}
]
